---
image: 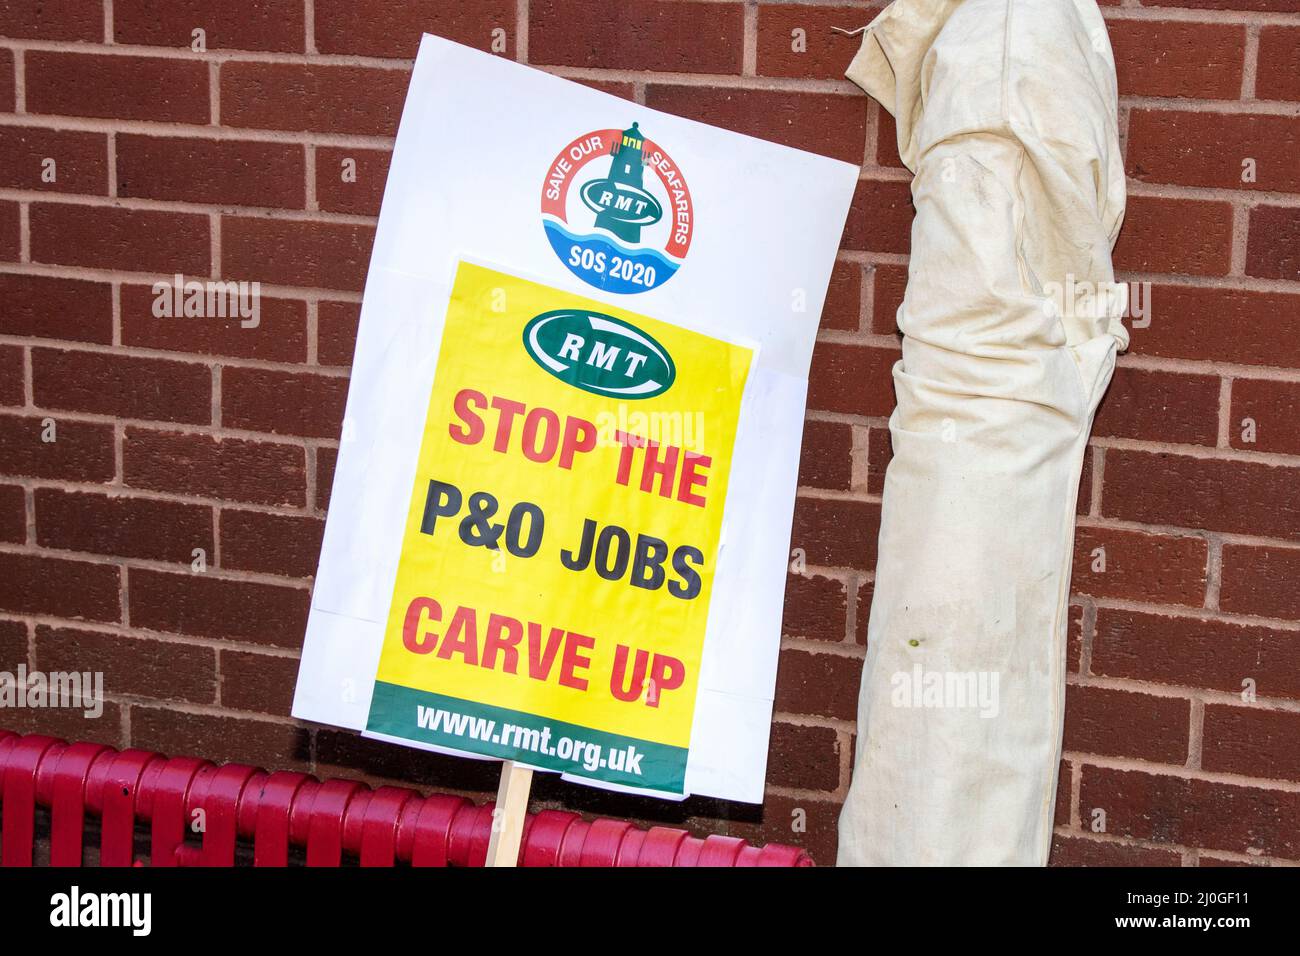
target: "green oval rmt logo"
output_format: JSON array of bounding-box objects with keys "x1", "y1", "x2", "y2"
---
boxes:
[{"x1": 523, "y1": 310, "x2": 675, "y2": 399}]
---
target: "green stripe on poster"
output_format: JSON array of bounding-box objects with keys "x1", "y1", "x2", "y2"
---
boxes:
[{"x1": 367, "y1": 681, "x2": 687, "y2": 793}]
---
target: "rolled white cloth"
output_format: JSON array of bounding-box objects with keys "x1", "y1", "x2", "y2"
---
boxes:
[{"x1": 837, "y1": 0, "x2": 1129, "y2": 865}]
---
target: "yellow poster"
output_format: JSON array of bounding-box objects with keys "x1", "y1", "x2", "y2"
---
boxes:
[{"x1": 366, "y1": 260, "x2": 753, "y2": 793}]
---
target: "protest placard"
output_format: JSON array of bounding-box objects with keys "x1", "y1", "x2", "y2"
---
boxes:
[{"x1": 293, "y1": 35, "x2": 858, "y2": 805}]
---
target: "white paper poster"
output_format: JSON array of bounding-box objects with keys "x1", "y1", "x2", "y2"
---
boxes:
[{"x1": 292, "y1": 34, "x2": 858, "y2": 803}]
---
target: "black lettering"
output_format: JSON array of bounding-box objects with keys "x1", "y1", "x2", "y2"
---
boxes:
[
  {"x1": 668, "y1": 546, "x2": 703, "y2": 600},
  {"x1": 595, "y1": 525, "x2": 631, "y2": 581},
  {"x1": 420, "y1": 479, "x2": 461, "y2": 536},
  {"x1": 561, "y1": 518, "x2": 597, "y2": 570},
  {"x1": 630, "y1": 534, "x2": 668, "y2": 591},
  {"x1": 505, "y1": 501, "x2": 544, "y2": 557},
  {"x1": 459, "y1": 491, "x2": 503, "y2": 549}
]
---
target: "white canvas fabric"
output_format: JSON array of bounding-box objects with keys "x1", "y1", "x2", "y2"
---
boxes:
[{"x1": 837, "y1": 0, "x2": 1129, "y2": 865}]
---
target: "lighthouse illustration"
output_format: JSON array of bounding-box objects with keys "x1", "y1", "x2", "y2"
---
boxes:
[
  {"x1": 580, "y1": 122, "x2": 663, "y2": 244},
  {"x1": 540, "y1": 120, "x2": 692, "y2": 294}
]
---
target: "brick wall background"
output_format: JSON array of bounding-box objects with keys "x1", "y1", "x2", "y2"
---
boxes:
[{"x1": 0, "y1": 0, "x2": 1297, "y2": 866}]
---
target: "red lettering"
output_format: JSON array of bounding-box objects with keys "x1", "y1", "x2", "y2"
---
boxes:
[
  {"x1": 483, "y1": 613, "x2": 522, "y2": 673},
  {"x1": 402, "y1": 597, "x2": 441, "y2": 654},
  {"x1": 522, "y1": 407, "x2": 560, "y2": 463},
  {"x1": 399, "y1": 600, "x2": 597, "y2": 692},
  {"x1": 527, "y1": 622, "x2": 566, "y2": 681},
  {"x1": 640, "y1": 441, "x2": 678, "y2": 498},
  {"x1": 449, "y1": 389, "x2": 487, "y2": 445},
  {"x1": 614, "y1": 430, "x2": 646, "y2": 486},
  {"x1": 559, "y1": 631, "x2": 594, "y2": 691},
  {"x1": 436, "y1": 605, "x2": 479, "y2": 665},
  {"x1": 678, "y1": 452, "x2": 711, "y2": 507},
  {"x1": 609, "y1": 645, "x2": 648, "y2": 703},
  {"x1": 454, "y1": 393, "x2": 598, "y2": 470},
  {"x1": 647, "y1": 653, "x2": 685, "y2": 706},
  {"x1": 489, "y1": 396, "x2": 526, "y2": 453},
  {"x1": 613, "y1": 431, "x2": 708, "y2": 507},
  {"x1": 559, "y1": 416, "x2": 597, "y2": 470}
]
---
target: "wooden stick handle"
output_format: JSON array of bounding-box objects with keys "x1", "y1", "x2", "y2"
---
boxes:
[{"x1": 485, "y1": 760, "x2": 533, "y2": 867}]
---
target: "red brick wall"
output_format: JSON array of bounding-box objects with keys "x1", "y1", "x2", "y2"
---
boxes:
[{"x1": 0, "y1": 1, "x2": 1297, "y2": 866}]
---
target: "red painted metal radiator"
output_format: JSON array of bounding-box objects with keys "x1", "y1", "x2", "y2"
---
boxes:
[{"x1": 0, "y1": 730, "x2": 812, "y2": 867}]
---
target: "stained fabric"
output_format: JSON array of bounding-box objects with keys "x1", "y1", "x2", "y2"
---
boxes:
[{"x1": 837, "y1": 0, "x2": 1129, "y2": 865}]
